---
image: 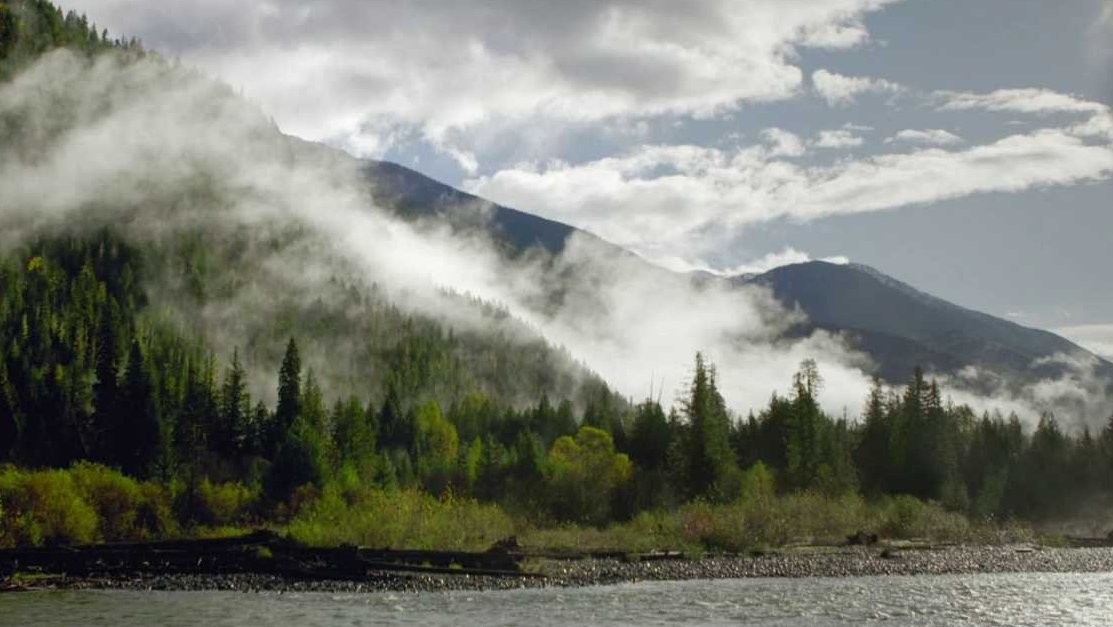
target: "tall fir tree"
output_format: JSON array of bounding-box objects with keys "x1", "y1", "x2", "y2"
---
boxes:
[{"x1": 118, "y1": 339, "x2": 160, "y2": 477}]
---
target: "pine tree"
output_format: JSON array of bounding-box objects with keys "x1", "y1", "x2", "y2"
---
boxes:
[
  {"x1": 91, "y1": 304, "x2": 120, "y2": 462},
  {"x1": 268, "y1": 337, "x2": 301, "y2": 457},
  {"x1": 330, "y1": 396, "x2": 376, "y2": 478},
  {"x1": 629, "y1": 400, "x2": 671, "y2": 471},
  {"x1": 682, "y1": 353, "x2": 737, "y2": 500},
  {"x1": 218, "y1": 349, "x2": 250, "y2": 456},
  {"x1": 854, "y1": 377, "x2": 890, "y2": 495},
  {"x1": 785, "y1": 359, "x2": 824, "y2": 490},
  {"x1": 118, "y1": 339, "x2": 160, "y2": 477},
  {"x1": 0, "y1": 359, "x2": 19, "y2": 461}
]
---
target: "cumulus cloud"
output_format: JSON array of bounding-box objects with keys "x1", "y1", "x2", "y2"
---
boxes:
[
  {"x1": 886, "y1": 128, "x2": 964, "y2": 146},
  {"x1": 465, "y1": 128, "x2": 1113, "y2": 265},
  {"x1": 811, "y1": 68, "x2": 902, "y2": 106},
  {"x1": 812, "y1": 129, "x2": 865, "y2": 149},
  {"x1": 761, "y1": 127, "x2": 807, "y2": 157},
  {"x1": 64, "y1": 0, "x2": 898, "y2": 158}
]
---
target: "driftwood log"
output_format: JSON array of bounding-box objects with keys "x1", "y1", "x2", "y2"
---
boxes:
[{"x1": 0, "y1": 530, "x2": 543, "y2": 582}]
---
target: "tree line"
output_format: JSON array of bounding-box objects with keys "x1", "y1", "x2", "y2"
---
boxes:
[
  {"x1": 2, "y1": 231, "x2": 1112, "y2": 528},
  {"x1": 0, "y1": 0, "x2": 144, "y2": 80}
]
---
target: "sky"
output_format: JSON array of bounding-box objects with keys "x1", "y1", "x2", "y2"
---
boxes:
[{"x1": 63, "y1": 0, "x2": 1113, "y2": 358}]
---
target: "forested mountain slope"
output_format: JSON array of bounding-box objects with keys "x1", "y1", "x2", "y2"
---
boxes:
[{"x1": 356, "y1": 156, "x2": 1113, "y2": 397}]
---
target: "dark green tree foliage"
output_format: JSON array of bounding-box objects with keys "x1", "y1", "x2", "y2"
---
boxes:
[
  {"x1": 629, "y1": 400, "x2": 671, "y2": 471},
  {"x1": 0, "y1": 0, "x2": 142, "y2": 80},
  {"x1": 330, "y1": 396, "x2": 376, "y2": 479},
  {"x1": 265, "y1": 413, "x2": 326, "y2": 502},
  {"x1": 6, "y1": 226, "x2": 1113, "y2": 526},
  {"x1": 377, "y1": 382, "x2": 412, "y2": 451},
  {"x1": 679, "y1": 353, "x2": 738, "y2": 500},
  {"x1": 117, "y1": 340, "x2": 160, "y2": 477},
  {"x1": 854, "y1": 378, "x2": 889, "y2": 496},
  {"x1": 275, "y1": 338, "x2": 301, "y2": 437},
  {"x1": 217, "y1": 349, "x2": 250, "y2": 456}
]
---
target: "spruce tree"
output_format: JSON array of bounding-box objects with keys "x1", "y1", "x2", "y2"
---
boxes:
[
  {"x1": 270, "y1": 337, "x2": 301, "y2": 456},
  {"x1": 218, "y1": 349, "x2": 250, "y2": 456},
  {"x1": 682, "y1": 353, "x2": 736, "y2": 500},
  {"x1": 119, "y1": 339, "x2": 160, "y2": 477},
  {"x1": 91, "y1": 305, "x2": 120, "y2": 462}
]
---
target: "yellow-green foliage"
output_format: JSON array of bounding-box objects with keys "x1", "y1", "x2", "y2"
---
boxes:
[
  {"x1": 413, "y1": 400, "x2": 459, "y2": 473},
  {"x1": 674, "y1": 492, "x2": 976, "y2": 551},
  {"x1": 287, "y1": 485, "x2": 514, "y2": 550},
  {"x1": 879, "y1": 495, "x2": 973, "y2": 540},
  {"x1": 546, "y1": 426, "x2": 633, "y2": 525},
  {"x1": 0, "y1": 463, "x2": 176, "y2": 546},
  {"x1": 0, "y1": 465, "x2": 98, "y2": 546},
  {"x1": 196, "y1": 479, "x2": 257, "y2": 527},
  {"x1": 69, "y1": 462, "x2": 143, "y2": 541},
  {"x1": 526, "y1": 480, "x2": 1021, "y2": 554},
  {"x1": 524, "y1": 510, "x2": 694, "y2": 554}
]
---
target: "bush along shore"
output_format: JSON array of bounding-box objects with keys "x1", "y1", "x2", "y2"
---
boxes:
[{"x1": 5, "y1": 461, "x2": 1113, "y2": 593}]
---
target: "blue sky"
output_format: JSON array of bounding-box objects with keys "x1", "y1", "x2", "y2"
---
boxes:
[{"x1": 66, "y1": 0, "x2": 1113, "y2": 356}]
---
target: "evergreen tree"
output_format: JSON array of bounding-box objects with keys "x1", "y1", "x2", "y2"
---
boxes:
[
  {"x1": 90, "y1": 304, "x2": 121, "y2": 462},
  {"x1": 629, "y1": 400, "x2": 671, "y2": 471},
  {"x1": 855, "y1": 377, "x2": 890, "y2": 496},
  {"x1": 118, "y1": 339, "x2": 160, "y2": 477},
  {"x1": 681, "y1": 353, "x2": 737, "y2": 500},
  {"x1": 785, "y1": 359, "x2": 824, "y2": 490},
  {"x1": 218, "y1": 349, "x2": 250, "y2": 456},
  {"x1": 0, "y1": 359, "x2": 19, "y2": 461},
  {"x1": 330, "y1": 396, "x2": 376, "y2": 479},
  {"x1": 275, "y1": 337, "x2": 301, "y2": 432}
]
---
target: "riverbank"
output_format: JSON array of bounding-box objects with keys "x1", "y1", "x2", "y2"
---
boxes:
[{"x1": 11, "y1": 544, "x2": 1113, "y2": 594}]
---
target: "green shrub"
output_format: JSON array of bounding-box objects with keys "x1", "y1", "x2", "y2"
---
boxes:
[
  {"x1": 196, "y1": 479, "x2": 256, "y2": 527},
  {"x1": 0, "y1": 466, "x2": 98, "y2": 547},
  {"x1": 70, "y1": 462, "x2": 143, "y2": 541},
  {"x1": 287, "y1": 486, "x2": 513, "y2": 550},
  {"x1": 880, "y1": 495, "x2": 970, "y2": 540}
]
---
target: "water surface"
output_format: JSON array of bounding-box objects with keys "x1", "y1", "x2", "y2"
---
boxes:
[{"x1": 3, "y1": 572, "x2": 1112, "y2": 626}]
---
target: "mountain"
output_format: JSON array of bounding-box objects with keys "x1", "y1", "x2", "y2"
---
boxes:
[
  {"x1": 360, "y1": 159, "x2": 1113, "y2": 392},
  {"x1": 741, "y1": 261, "x2": 1113, "y2": 385},
  {"x1": 363, "y1": 161, "x2": 578, "y2": 257}
]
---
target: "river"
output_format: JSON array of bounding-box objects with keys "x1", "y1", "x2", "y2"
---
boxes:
[{"x1": 3, "y1": 572, "x2": 1112, "y2": 626}]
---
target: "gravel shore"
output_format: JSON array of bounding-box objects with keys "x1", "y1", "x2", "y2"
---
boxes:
[{"x1": 23, "y1": 544, "x2": 1113, "y2": 593}]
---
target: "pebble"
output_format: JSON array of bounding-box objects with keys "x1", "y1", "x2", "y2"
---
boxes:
[{"x1": 41, "y1": 545, "x2": 1113, "y2": 594}]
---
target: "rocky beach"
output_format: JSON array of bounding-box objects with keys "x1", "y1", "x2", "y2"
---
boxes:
[{"x1": 15, "y1": 544, "x2": 1113, "y2": 594}]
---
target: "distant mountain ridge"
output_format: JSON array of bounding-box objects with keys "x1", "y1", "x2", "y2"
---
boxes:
[{"x1": 362, "y1": 159, "x2": 1113, "y2": 390}]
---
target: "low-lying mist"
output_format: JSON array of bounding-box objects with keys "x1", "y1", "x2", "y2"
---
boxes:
[{"x1": 1, "y1": 49, "x2": 1108, "y2": 428}]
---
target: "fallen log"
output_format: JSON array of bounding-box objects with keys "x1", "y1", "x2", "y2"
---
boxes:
[{"x1": 0, "y1": 531, "x2": 541, "y2": 584}]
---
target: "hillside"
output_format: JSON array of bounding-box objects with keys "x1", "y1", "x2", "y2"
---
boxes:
[
  {"x1": 741, "y1": 261, "x2": 1113, "y2": 386},
  {"x1": 355, "y1": 157, "x2": 1113, "y2": 399}
]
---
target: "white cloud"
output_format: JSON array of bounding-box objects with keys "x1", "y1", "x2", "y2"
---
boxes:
[
  {"x1": 1055, "y1": 324, "x2": 1113, "y2": 361},
  {"x1": 937, "y1": 88, "x2": 1108, "y2": 115},
  {"x1": 812, "y1": 129, "x2": 865, "y2": 149},
  {"x1": 64, "y1": 0, "x2": 899, "y2": 158},
  {"x1": 661, "y1": 247, "x2": 850, "y2": 276},
  {"x1": 886, "y1": 128, "x2": 964, "y2": 146},
  {"x1": 811, "y1": 69, "x2": 901, "y2": 106},
  {"x1": 465, "y1": 128, "x2": 1113, "y2": 267},
  {"x1": 937, "y1": 88, "x2": 1113, "y2": 144},
  {"x1": 0, "y1": 50, "x2": 881, "y2": 422},
  {"x1": 761, "y1": 127, "x2": 807, "y2": 157}
]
